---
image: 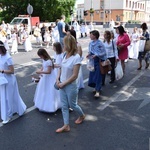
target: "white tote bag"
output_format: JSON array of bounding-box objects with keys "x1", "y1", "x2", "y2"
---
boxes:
[
  {"x1": 0, "y1": 76, "x2": 8, "y2": 85},
  {"x1": 86, "y1": 58, "x2": 95, "y2": 72},
  {"x1": 138, "y1": 40, "x2": 146, "y2": 52},
  {"x1": 115, "y1": 61, "x2": 123, "y2": 80}
]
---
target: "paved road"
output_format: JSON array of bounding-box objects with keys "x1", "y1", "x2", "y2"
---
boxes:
[{"x1": 0, "y1": 37, "x2": 150, "y2": 150}]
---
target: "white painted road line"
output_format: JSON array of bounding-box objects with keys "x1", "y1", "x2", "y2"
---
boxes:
[{"x1": 97, "y1": 71, "x2": 145, "y2": 111}]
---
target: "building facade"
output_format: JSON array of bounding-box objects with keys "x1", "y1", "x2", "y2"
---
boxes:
[
  {"x1": 76, "y1": 4, "x2": 85, "y2": 23},
  {"x1": 77, "y1": 0, "x2": 150, "y2": 24}
]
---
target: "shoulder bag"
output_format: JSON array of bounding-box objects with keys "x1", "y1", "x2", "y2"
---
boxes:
[{"x1": 99, "y1": 59, "x2": 112, "y2": 74}]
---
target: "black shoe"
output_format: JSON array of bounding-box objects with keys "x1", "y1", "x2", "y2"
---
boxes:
[
  {"x1": 145, "y1": 64, "x2": 149, "y2": 69},
  {"x1": 102, "y1": 83, "x2": 105, "y2": 86},
  {"x1": 109, "y1": 80, "x2": 114, "y2": 84},
  {"x1": 137, "y1": 67, "x2": 142, "y2": 70}
]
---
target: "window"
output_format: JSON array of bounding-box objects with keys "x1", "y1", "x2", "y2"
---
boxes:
[
  {"x1": 126, "y1": 12, "x2": 128, "y2": 19},
  {"x1": 126, "y1": 0, "x2": 128, "y2": 7},
  {"x1": 22, "y1": 19, "x2": 28, "y2": 25},
  {"x1": 100, "y1": 12, "x2": 104, "y2": 19},
  {"x1": 129, "y1": 1, "x2": 131, "y2": 8},
  {"x1": 140, "y1": 3, "x2": 142, "y2": 9},
  {"x1": 135, "y1": 2, "x2": 137, "y2": 9},
  {"x1": 101, "y1": 0, "x2": 104, "y2": 9}
]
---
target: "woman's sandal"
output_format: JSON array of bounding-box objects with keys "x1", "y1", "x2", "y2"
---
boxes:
[
  {"x1": 145, "y1": 64, "x2": 149, "y2": 69},
  {"x1": 137, "y1": 67, "x2": 142, "y2": 70},
  {"x1": 56, "y1": 125, "x2": 70, "y2": 133},
  {"x1": 75, "y1": 115, "x2": 85, "y2": 124},
  {"x1": 94, "y1": 92, "x2": 100, "y2": 98}
]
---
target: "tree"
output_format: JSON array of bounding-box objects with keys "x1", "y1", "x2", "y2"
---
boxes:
[{"x1": 0, "y1": 0, "x2": 75, "y2": 23}]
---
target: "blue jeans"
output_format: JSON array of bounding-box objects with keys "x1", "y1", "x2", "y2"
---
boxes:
[
  {"x1": 59, "y1": 37, "x2": 64, "y2": 49},
  {"x1": 59, "y1": 83, "x2": 84, "y2": 125}
]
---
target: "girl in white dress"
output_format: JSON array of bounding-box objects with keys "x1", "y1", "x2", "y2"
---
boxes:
[
  {"x1": 128, "y1": 27, "x2": 139, "y2": 59},
  {"x1": 33, "y1": 48, "x2": 61, "y2": 112},
  {"x1": 22, "y1": 27, "x2": 32, "y2": 52},
  {"x1": 34, "y1": 23, "x2": 41, "y2": 45},
  {"x1": 44, "y1": 27, "x2": 50, "y2": 48},
  {"x1": 10, "y1": 30, "x2": 18, "y2": 55},
  {"x1": 0, "y1": 41, "x2": 26, "y2": 124},
  {"x1": 53, "y1": 25, "x2": 60, "y2": 43},
  {"x1": 53, "y1": 42, "x2": 63, "y2": 76}
]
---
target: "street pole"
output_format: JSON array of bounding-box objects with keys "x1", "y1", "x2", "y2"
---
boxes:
[
  {"x1": 104, "y1": 0, "x2": 106, "y2": 30},
  {"x1": 109, "y1": 0, "x2": 111, "y2": 22},
  {"x1": 27, "y1": 3, "x2": 33, "y2": 37},
  {"x1": 91, "y1": 0, "x2": 93, "y2": 23}
]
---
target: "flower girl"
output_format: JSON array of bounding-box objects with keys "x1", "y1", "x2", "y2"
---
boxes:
[
  {"x1": 22, "y1": 27, "x2": 32, "y2": 52},
  {"x1": 10, "y1": 29, "x2": 18, "y2": 55},
  {"x1": 44, "y1": 27, "x2": 51, "y2": 48},
  {"x1": 33, "y1": 48, "x2": 61, "y2": 112}
]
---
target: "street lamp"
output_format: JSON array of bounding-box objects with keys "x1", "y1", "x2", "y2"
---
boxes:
[
  {"x1": 90, "y1": 0, "x2": 94, "y2": 23},
  {"x1": 27, "y1": 3, "x2": 33, "y2": 34}
]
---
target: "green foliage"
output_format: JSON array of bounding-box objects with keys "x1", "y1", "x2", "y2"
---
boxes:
[
  {"x1": 0, "y1": 0, "x2": 75, "y2": 23},
  {"x1": 128, "y1": 20, "x2": 141, "y2": 24}
]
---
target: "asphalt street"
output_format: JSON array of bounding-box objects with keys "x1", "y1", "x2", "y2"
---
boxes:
[{"x1": 0, "y1": 34, "x2": 150, "y2": 150}]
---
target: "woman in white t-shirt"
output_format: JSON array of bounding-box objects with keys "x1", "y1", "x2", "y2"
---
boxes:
[{"x1": 55, "y1": 35, "x2": 85, "y2": 133}]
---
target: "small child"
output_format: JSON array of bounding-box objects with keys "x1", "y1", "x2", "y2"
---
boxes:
[
  {"x1": 53, "y1": 42, "x2": 64, "y2": 76},
  {"x1": 33, "y1": 48, "x2": 61, "y2": 112},
  {"x1": 22, "y1": 27, "x2": 32, "y2": 52},
  {"x1": 44, "y1": 27, "x2": 50, "y2": 48},
  {"x1": 10, "y1": 29, "x2": 18, "y2": 55}
]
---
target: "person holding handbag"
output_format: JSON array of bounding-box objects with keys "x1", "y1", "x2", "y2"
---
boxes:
[
  {"x1": 137, "y1": 22, "x2": 150, "y2": 70},
  {"x1": 116, "y1": 25, "x2": 130, "y2": 73},
  {"x1": 87, "y1": 30, "x2": 106, "y2": 98},
  {"x1": 103, "y1": 30, "x2": 118, "y2": 84}
]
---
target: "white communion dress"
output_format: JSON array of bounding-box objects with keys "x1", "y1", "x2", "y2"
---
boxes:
[
  {"x1": 53, "y1": 53, "x2": 63, "y2": 76},
  {"x1": 34, "y1": 59, "x2": 61, "y2": 112},
  {"x1": 0, "y1": 52, "x2": 26, "y2": 122},
  {"x1": 128, "y1": 32, "x2": 139, "y2": 59},
  {"x1": 23, "y1": 30, "x2": 32, "y2": 52},
  {"x1": 11, "y1": 33, "x2": 18, "y2": 54}
]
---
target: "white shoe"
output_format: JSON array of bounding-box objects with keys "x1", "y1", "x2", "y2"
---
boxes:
[
  {"x1": 108, "y1": 71, "x2": 111, "y2": 75},
  {"x1": 94, "y1": 92, "x2": 100, "y2": 98},
  {"x1": 2, "y1": 118, "x2": 10, "y2": 124},
  {"x1": 125, "y1": 59, "x2": 128, "y2": 63}
]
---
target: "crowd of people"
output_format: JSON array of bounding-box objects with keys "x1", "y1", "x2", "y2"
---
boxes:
[
  {"x1": 0, "y1": 16, "x2": 149, "y2": 133},
  {"x1": 0, "y1": 18, "x2": 94, "y2": 55}
]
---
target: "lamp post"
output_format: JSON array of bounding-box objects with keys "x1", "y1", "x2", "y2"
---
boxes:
[
  {"x1": 90, "y1": 0, "x2": 94, "y2": 23},
  {"x1": 103, "y1": 0, "x2": 105, "y2": 26},
  {"x1": 27, "y1": 3, "x2": 33, "y2": 35}
]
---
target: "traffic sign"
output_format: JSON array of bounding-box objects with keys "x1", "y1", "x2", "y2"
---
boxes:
[{"x1": 27, "y1": 4, "x2": 33, "y2": 15}]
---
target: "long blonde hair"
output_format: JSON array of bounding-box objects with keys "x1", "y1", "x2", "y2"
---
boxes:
[{"x1": 63, "y1": 35, "x2": 77, "y2": 56}]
